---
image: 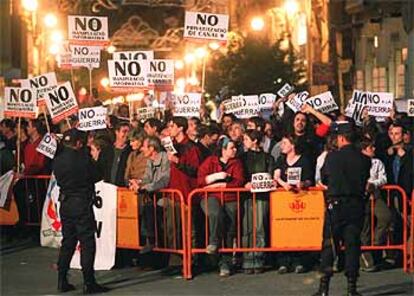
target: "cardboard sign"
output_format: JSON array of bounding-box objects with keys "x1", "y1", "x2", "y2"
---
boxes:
[
  {"x1": 36, "y1": 133, "x2": 57, "y2": 159},
  {"x1": 233, "y1": 95, "x2": 259, "y2": 119},
  {"x1": 108, "y1": 60, "x2": 149, "y2": 88},
  {"x1": 70, "y1": 45, "x2": 101, "y2": 68},
  {"x1": 270, "y1": 190, "x2": 324, "y2": 249},
  {"x1": 367, "y1": 91, "x2": 394, "y2": 117},
  {"x1": 408, "y1": 99, "x2": 414, "y2": 117},
  {"x1": 287, "y1": 167, "x2": 302, "y2": 185},
  {"x1": 44, "y1": 82, "x2": 79, "y2": 124},
  {"x1": 136, "y1": 107, "x2": 155, "y2": 121},
  {"x1": 277, "y1": 83, "x2": 295, "y2": 98},
  {"x1": 251, "y1": 173, "x2": 276, "y2": 193},
  {"x1": 113, "y1": 51, "x2": 154, "y2": 61},
  {"x1": 306, "y1": 91, "x2": 338, "y2": 113},
  {"x1": 161, "y1": 136, "x2": 177, "y2": 154},
  {"x1": 4, "y1": 87, "x2": 37, "y2": 118},
  {"x1": 148, "y1": 59, "x2": 174, "y2": 89},
  {"x1": 286, "y1": 91, "x2": 309, "y2": 113},
  {"x1": 173, "y1": 93, "x2": 201, "y2": 118},
  {"x1": 78, "y1": 107, "x2": 107, "y2": 131},
  {"x1": 184, "y1": 11, "x2": 229, "y2": 41},
  {"x1": 68, "y1": 15, "x2": 109, "y2": 45},
  {"x1": 21, "y1": 72, "x2": 58, "y2": 106}
]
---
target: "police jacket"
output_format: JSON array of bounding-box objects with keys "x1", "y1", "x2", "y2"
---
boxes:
[
  {"x1": 321, "y1": 144, "x2": 371, "y2": 200},
  {"x1": 53, "y1": 146, "x2": 103, "y2": 199}
]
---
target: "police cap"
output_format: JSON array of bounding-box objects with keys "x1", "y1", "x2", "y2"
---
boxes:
[
  {"x1": 62, "y1": 128, "x2": 86, "y2": 146},
  {"x1": 330, "y1": 121, "x2": 354, "y2": 135}
]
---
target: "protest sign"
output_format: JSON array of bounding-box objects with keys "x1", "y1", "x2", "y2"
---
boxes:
[
  {"x1": 21, "y1": 72, "x2": 58, "y2": 105},
  {"x1": 44, "y1": 82, "x2": 79, "y2": 124},
  {"x1": 70, "y1": 45, "x2": 101, "y2": 68},
  {"x1": 173, "y1": 93, "x2": 201, "y2": 118},
  {"x1": 36, "y1": 133, "x2": 57, "y2": 159},
  {"x1": 287, "y1": 167, "x2": 302, "y2": 185},
  {"x1": 367, "y1": 91, "x2": 393, "y2": 117},
  {"x1": 345, "y1": 90, "x2": 366, "y2": 126},
  {"x1": 306, "y1": 91, "x2": 338, "y2": 113},
  {"x1": 68, "y1": 15, "x2": 109, "y2": 45},
  {"x1": 78, "y1": 107, "x2": 107, "y2": 131},
  {"x1": 408, "y1": 99, "x2": 414, "y2": 117},
  {"x1": 0, "y1": 171, "x2": 14, "y2": 208},
  {"x1": 258, "y1": 93, "x2": 276, "y2": 111},
  {"x1": 286, "y1": 91, "x2": 309, "y2": 113},
  {"x1": 251, "y1": 173, "x2": 276, "y2": 193},
  {"x1": 233, "y1": 95, "x2": 259, "y2": 119},
  {"x1": 113, "y1": 51, "x2": 154, "y2": 61},
  {"x1": 184, "y1": 11, "x2": 229, "y2": 42},
  {"x1": 108, "y1": 60, "x2": 149, "y2": 88},
  {"x1": 148, "y1": 59, "x2": 174, "y2": 89},
  {"x1": 161, "y1": 136, "x2": 177, "y2": 154},
  {"x1": 4, "y1": 87, "x2": 37, "y2": 119},
  {"x1": 136, "y1": 107, "x2": 155, "y2": 121},
  {"x1": 223, "y1": 97, "x2": 243, "y2": 114},
  {"x1": 57, "y1": 41, "x2": 73, "y2": 69},
  {"x1": 276, "y1": 82, "x2": 295, "y2": 98},
  {"x1": 71, "y1": 182, "x2": 117, "y2": 270}
]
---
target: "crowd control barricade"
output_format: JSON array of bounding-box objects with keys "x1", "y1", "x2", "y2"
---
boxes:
[
  {"x1": 410, "y1": 190, "x2": 414, "y2": 272},
  {"x1": 186, "y1": 186, "x2": 409, "y2": 279},
  {"x1": 116, "y1": 188, "x2": 188, "y2": 278}
]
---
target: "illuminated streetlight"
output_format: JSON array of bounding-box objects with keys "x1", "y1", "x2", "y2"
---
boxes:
[
  {"x1": 208, "y1": 42, "x2": 220, "y2": 51},
  {"x1": 79, "y1": 87, "x2": 88, "y2": 96},
  {"x1": 195, "y1": 47, "x2": 208, "y2": 59},
  {"x1": 100, "y1": 77, "x2": 110, "y2": 88},
  {"x1": 184, "y1": 53, "x2": 195, "y2": 64},
  {"x1": 50, "y1": 30, "x2": 64, "y2": 43},
  {"x1": 49, "y1": 44, "x2": 60, "y2": 55},
  {"x1": 107, "y1": 45, "x2": 116, "y2": 54},
  {"x1": 22, "y1": 0, "x2": 38, "y2": 12},
  {"x1": 250, "y1": 16, "x2": 265, "y2": 31},
  {"x1": 374, "y1": 35, "x2": 379, "y2": 48},
  {"x1": 284, "y1": 0, "x2": 299, "y2": 16},
  {"x1": 44, "y1": 13, "x2": 57, "y2": 28},
  {"x1": 187, "y1": 76, "x2": 199, "y2": 86},
  {"x1": 175, "y1": 60, "x2": 184, "y2": 70}
]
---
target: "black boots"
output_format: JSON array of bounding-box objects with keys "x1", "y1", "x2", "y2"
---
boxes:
[
  {"x1": 312, "y1": 276, "x2": 330, "y2": 296},
  {"x1": 57, "y1": 273, "x2": 76, "y2": 293},
  {"x1": 347, "y1": 277, "x2": 362, "y2": 296},
  {"x1": 83, "y1": 282, "x2": 110, "y2": 294}
]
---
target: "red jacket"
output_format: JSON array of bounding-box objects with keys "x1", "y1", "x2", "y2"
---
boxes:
[
  {"x1": 197, "y1": 155, "x2": 245, "y2": 202},
  {"x1": 23, "y1": 137, "x2": 47, "y2": 175}
]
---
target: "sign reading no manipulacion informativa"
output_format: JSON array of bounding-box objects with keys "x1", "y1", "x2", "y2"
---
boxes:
[
  {"x1": 4, "y1": 87, "x2": 37, "y2": 119},
  {"x1": 68, "y1": 15, "x2": 109, "y2": 45},
  {"x1": 108, "y1": 60, "x2": 149, "y2": 89},
  {"x1": 44, "y1": 82, "x2": 79, "y2": 124},
  {"x1": 113, "y1": 51, "x2": 154, "y2": 61},
  {"x1": 184, "y1": 11, "x2": 229, "y2": 42}
]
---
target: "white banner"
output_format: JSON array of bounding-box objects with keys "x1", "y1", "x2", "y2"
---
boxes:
[
  {"x1": 40, "y1": 174, "x2": 62, "y2": 248},
  {"x1": 71, "y1": 182, "x2": 117, "y2": 270},
  {"x1": 68, "y1": 15, "x2": 109, "y2": 45},
  {"x1": 287, "y1": 167, "x2": 302, "y2": 185},
  {"x1": 306, "y1": 91, "x2": 338, "y2": 113},
  {"x1": 233, "y1": 95, "x2": 259, "y2": 119},
  {"x1": 286, "y1": 91, "x2": 309, "y2": 113},
  {"x1": 4, "y1": 87, "x2": 37, "y2": 119},
  {"x1": 113, "y1": 50, "x2": 154, "y2": 61},
  {"x1": 78, "y1": 107, "x2": 107, "y2": 131},
  {"x1": 276, "y1": 83, "x2": 295, "y2": 98},
  {"x1": 173, "y1": 93, "x2": 201, "y2": 118},
  {"x1": 184, "y1": 11, "x2": 229, "y2": 41},
  {"x1": 36, "y1": 133, "x2": 57, "y2": 159},
  {"x1": 108, "y1": 60, "x2": 149, "y2": 88},
  {"x1": 21, "y1": 72, "x2": 58, "y2": 105},
  {"x1": 251, "y1": 173, "x2": 276, "y2": 193},
  {"x1": 0, "y1": 171, "x2": 14, "y2": 208},
  {"x1": 408, "y1": 99, "x2": 414, "y2": 117},
  {"x1": 161, "y1": 136, "x2": 177, "y2": 154},
  {"x1": 148, "y1": 59, "x2": 174, "y2": 88},
  {"x1": 367, "y1": 91, "x2": 394, "y2": 117},
  {"x1": 44, "y1": 82, "x2": 79, "y2": 124},
  {"x1": 70, "y1": 45, "x2": 101, "y2": 68}
]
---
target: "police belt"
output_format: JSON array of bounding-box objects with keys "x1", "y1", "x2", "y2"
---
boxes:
[{"x1": 326, "y1": 195, "x2": 363, "y2": 205}]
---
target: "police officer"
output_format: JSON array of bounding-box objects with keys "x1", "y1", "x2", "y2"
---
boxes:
[
  {"x1": 53, "y1": 129, "x2": 109, "y2": 294},
  {"x1": 312, "y1": 122, "x2": 371, "y2": 296}
]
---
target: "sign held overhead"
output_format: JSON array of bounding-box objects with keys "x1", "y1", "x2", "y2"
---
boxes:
[{"x1": 184, "y1": 11, "x2": 229, "y2": 42}]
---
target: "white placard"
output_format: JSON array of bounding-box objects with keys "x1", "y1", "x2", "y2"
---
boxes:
[
  {"x1": 21, "y1": 72, "x2": 58, "y2": 105},
  {"x1": 173, "y1": 93, "x2": 201, "y2": 118},
  {"x1": 44, "y1": 82, "x2": 79, "y2": 124},
  {"x1": 258, "y1": 93, "x2": 276, "y2": 111},
  {"x1": 108, "y1": 60, "x2": 149, "y2": 88},
  {"x1": 68, "y1": 15, "x2": 109, "y2": 45},
  {"x1": 276, "y1": 83, "x2": 295, "y2": 98},
  {"x1": 70, "y1": 45, "x2": 101, "y2": 68},
  {"x1": 0, "y1": 171, "x2": 14, "y2": 208},
  {"x1": 233, "y1": 95, "x2": 259, "y2": 119},
  {"x1": 78, "y1": 107, "x2": 107, "y2": 131},
  {"x1": 57, "y1": 41, "x2": 73, "y2": 69},
  {"x1": 71, "y1": 182, "x2": 117, "y2": 270},
  {"x1": 184, "y1": 11, "x2": 229, "y2": 41},
  {"x1": 148, "y1": 59, "x2": 174, "y2": 87},
  {"x1": 136, "y1": 107, "x2": 155, "y2": 121},
  {"x1": 36, "y1": 133, "x2": 57, "y2": 159},
  {"x1": 113, "y1": 51, "x2": 154, "y2": 61},
  {"x1": 4, "y1": 87, "x2": 37, "y2": 119},
  {"x1": 251, "y1": 173, "x2": 276, "y2": 193},
  {"x1": 223, "y1": 97, "x2": 243, "y2": 114},
  {"x1": 161, "y1": 136, "x2": 177, "y2": 154},
  {"x1": 345, "y1": 90, "x2": 367, "y2": 126},
  {"x1": 408, "y1": 99, "x2": 414, "y2": 117},
  {"x1": 367, "y1": 91, "x2": 394, "y2": 117},
  {"x1": 286, "y1": 91, "x2": 309, "y2": 113},
  {"x1": 287, "y1": 167, "x2": 302, "y2": 185},
  {"x1": 306, "y1": 91, "x2": 338, "y2": 113}
]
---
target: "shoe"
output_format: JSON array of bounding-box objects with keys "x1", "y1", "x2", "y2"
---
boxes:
[
  {"x1": 347, "y1": 277, "x2": 362, "y2": 296},
  {"x1": 277, "y1": 265, "x2": 288, "y2": 274},
  {"x1": 206, "y1": 244, "x2": 218, "y2": 255},
  {"x1": 219, "y1": 267, "x2": 231, "y2": 277},
  {"x1": 295, "y1": 265, "x2": 305, "y2": 274},
  {"x1": 57, "y1": 273, "x2": 76, "y2": 293},
  {"x1": 360, "y1": 265, "x2": 377, "y2": 272},
  {"x1": 254, "y1": 268, "x2": 264, "y2": 274},
  {"x1": 139, "y1": 243, "x2": 154, "y2": 254},
  {"x1": 311, "y1": 276, "x2": 330, "y2": 296},
  {"x1": 83, "y1": 282, "x2": 110, "y2": 294},
  {"x1": 244, "y1": 268, "x2": 254, "y2": 274}
]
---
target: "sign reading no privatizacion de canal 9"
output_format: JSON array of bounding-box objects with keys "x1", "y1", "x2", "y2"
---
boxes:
[
  {"x1": 44, "y1": 82, "x2": 79, "y2": 124},
  {"x1": 184, "y1": 11, "x2": 229, "y2": 42},
  {"x1": 78, "y1": 106, "x2": 107, "y2": 131},
  {"x1": 68, "y1": 15, "x2": 109, "y2": 45}
]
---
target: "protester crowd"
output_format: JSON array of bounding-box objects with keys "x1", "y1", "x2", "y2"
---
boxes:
[{"x1": 0, "y1": 92, "x2": 413, "y2": 278}]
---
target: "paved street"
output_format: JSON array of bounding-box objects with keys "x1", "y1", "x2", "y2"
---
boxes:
[{"x1": 1, "y1": 239, "x2": 413, "y2": 296}]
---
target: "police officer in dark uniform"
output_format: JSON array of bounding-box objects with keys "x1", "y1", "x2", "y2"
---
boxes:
[
  {"x1": 53, "y1": 129, "x2": 109, "y2": 294},
  {"x1": 312, "y1": 122, "x2": 371, "y2": 296}
]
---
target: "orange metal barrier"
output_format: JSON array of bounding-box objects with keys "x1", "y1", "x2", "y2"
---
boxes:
[
  {"x1": 116, "y1": 188, "x2": 188, "y2": 278},
  {"x1": 186, "y1": 186, "x2": 409, "y2": 279},
  {"x1": 410, "y1": 190, "x2": 414, "y2": 272}
]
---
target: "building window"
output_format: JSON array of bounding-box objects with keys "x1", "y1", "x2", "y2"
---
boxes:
[
  {"x1": 372, "y1": 67, "x2": 387, "y2": 92},
  {"x1": 355, "y1": 70, "x2": 364, "y2": 90},
  {"x1": 396, "y1": 64, "x2": 405, "y2": 98}
]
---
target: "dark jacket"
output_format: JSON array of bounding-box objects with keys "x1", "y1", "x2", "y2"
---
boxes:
[
  {"x1": 241, "y1": 150, "x2": 274, "y2": 180},
  {"x1": 383, "y1": 147, "x2": 413, "y2": 196},
  {"x1": 100, "y1": 144, "x2": 132, "y2": 187}
]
